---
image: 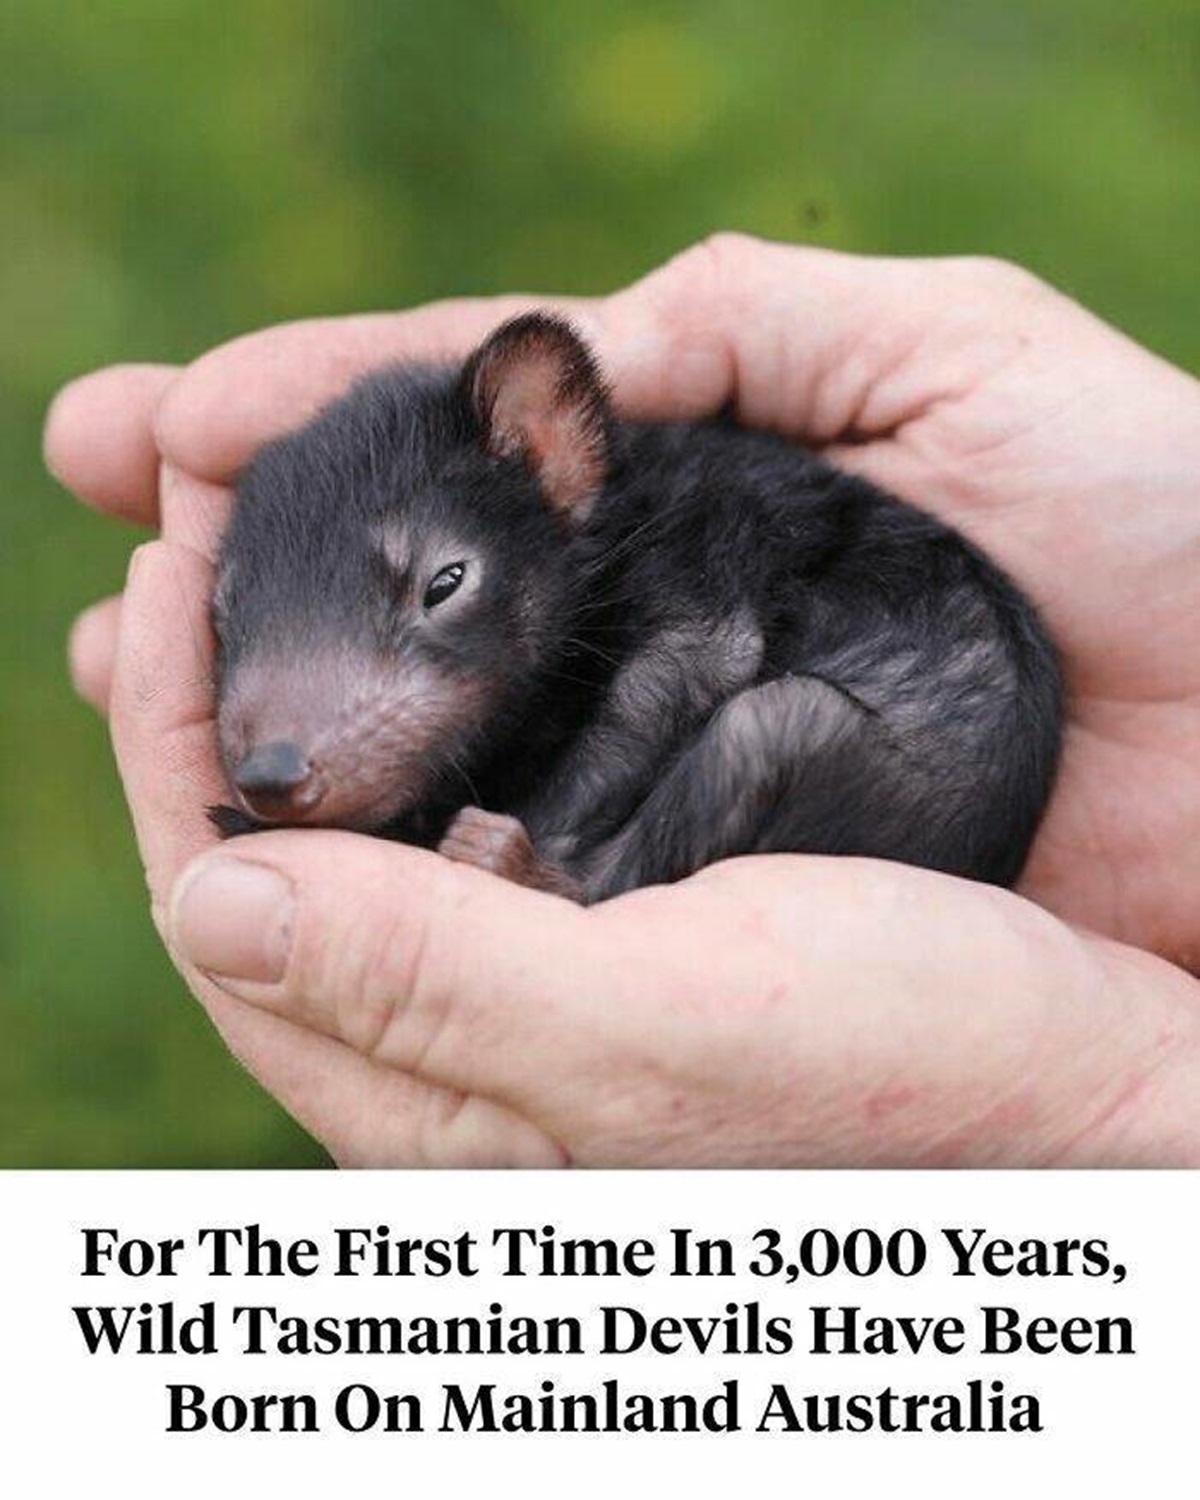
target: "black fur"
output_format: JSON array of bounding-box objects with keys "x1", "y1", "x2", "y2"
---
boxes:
[{"x1": 213, "y1": 314, "x2": 1063, "y2": 898}]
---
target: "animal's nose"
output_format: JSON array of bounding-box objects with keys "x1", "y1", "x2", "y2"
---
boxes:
[{"x1": 233, "y1": 741, "x2": 323, "y2": 820}]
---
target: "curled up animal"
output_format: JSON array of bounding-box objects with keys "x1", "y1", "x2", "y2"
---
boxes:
[{"x1": 211, "y1": 313, "x2": 1063, "y2": 903}]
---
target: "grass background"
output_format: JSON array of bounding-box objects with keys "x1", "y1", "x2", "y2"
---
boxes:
[{"x1": 2, "y1": 0, "x2": 1198, "y2": 1165}]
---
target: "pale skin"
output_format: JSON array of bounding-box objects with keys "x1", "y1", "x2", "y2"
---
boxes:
[{"x1": 45, "y1": 234, "x2": 1200, "y2": 1166}]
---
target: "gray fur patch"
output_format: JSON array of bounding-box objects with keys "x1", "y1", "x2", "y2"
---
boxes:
[
  {"x1": 523, "y1": 609, "x2": 764, "y2": 854},
  {"x1": 609, "y1": 609, "x2": 764, "y2": 720}
]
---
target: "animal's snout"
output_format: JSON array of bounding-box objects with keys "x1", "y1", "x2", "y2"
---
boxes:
[{"x1": 233, "y1": 740, "x2": 324, "y2": 821}]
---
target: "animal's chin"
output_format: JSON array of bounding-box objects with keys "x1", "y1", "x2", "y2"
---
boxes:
[
  {"x1": 210, "y1": 776, "x2": 425, "y2": 839},
  {"x1": 208, "y1": 799, "x2": 413, "y2": 839},
  {"x1": 307, "y1": 772, "x2": 429, "y2": 832}
]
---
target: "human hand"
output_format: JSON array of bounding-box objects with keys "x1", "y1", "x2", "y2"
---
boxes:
[
  {"x1": 46, "y1": 236, "x2": 1200, "y2": 1164},
  {"x1": 53, "y1": 235, "x2": 1200, "y2": 968},
  {"x1": 63, "y1": 526, "x2": 1200, "y2": 1165}
]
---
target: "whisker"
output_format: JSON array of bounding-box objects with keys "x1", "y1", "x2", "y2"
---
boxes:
[
  {"x1": 559, "y1": 634, "x2": 623, "y2": 668},
  {"x1": 542, "y1": 666, "x2": 608, "y2": 691},
  {"x1": 444, "y1": 749, "x2": 482, "y2": 805}
]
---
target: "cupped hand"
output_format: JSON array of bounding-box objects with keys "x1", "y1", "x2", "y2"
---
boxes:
[{"x1": 46, "y1": 236, "x2": 1200, "y2": 1165}]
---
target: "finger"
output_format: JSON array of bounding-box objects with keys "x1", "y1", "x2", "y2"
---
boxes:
[
  {"x1": 209, "y1": 1000, "x2": 563, "y2": 1169},
  {"x1": 154, "y1": 296, "x2": 602, "y2": 484},
  {"x1": 159, "y1": 462, "x2": 233, "y2": 561},
  {"x1": 103, "y1": 467, "x2": 243, "y2": 865},
  {"x1": 109, "y1": 538, "x2": 223, "y2": 905},
  {"x1": 154, "y1": 237, "x2": 1033, "y2": 490},
  {"x1": 165, "y1": 829, "x2": 623, "y2": 1111},
  {"x1": 109, "y1": 539, "x2": 558, "y2": 1166},
  {"x1": 69, "y1": 595, "x2": 122, "y2": 713},
  {"x1": 595, "y1": 235, "x2": 1012, "y2": 440},
  {"x1": 44, "y1": 364, "x2": 177, "y2": 524}
]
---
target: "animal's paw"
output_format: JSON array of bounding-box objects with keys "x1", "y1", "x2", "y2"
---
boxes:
[
  {"x1": 438, "y1": 807, "x2": 581, "y2": 899},
  {"x1": 438, "y1": 807, "x2": 540, "y2": 880}
]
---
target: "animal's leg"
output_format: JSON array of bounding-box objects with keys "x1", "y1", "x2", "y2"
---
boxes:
[
  {"x1": 575, "y1": 674, "x2": 919, "y2": 901},
  {"x1": 522, "y1": 612, "x2": 764, "y2": 856},
  {"x1": 438, "y1": 806, "x2": 583, "y2": 900}
]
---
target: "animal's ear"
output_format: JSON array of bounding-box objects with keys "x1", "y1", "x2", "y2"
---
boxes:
[{"x1": 461, "y1": 313, "x2": 612, "y2": 522}]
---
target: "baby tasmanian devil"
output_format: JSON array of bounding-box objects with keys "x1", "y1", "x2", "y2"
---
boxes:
[{"x1": 211, "y1": 312, "x2": 1062, "y2": 902}]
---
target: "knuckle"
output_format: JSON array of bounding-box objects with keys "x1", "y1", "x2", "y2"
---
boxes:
[
  {"x1": 124, "y1": 538, "x2": 162, "y2": 588},
  {"x1": 697, "y1": 228, "x2": 763, "y2": 266},
  {"x1": 622, "y1": 233, "x2": 766, "y2": 415},
  {"x1": 671, "y1": 231, "x2": 763, "y2": 297},
  {"x1": 111, "y1": 543, "x2": 168, "y2": 718},
  {"x1": 315, "y1": 862, "x2": 465, "y2": 1072},
  {"x1": 320, "y1": 905, "x2": 416, "y2": 1059},
  {"x1": 951, "y1": 253, "x2": 1046, "y2": 299},
  {"x1": 151, "y1": 369, "x2": 196, "y2": 464}
]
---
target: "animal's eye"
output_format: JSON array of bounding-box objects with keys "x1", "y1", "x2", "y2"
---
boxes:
[{"x1": 423, "y1": 561, "x2": 467, "y2": 610}]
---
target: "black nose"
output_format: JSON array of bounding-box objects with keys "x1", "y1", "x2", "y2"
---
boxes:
[{"x1": 234, "y1": 741, "x2": 322, "y2": 820}]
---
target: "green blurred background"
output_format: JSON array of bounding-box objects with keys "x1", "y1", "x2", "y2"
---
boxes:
[{"x1": 2, "y1": 0, "x2": 1197, "y2": 1165}]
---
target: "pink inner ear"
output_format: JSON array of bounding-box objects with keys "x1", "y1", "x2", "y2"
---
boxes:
[{"x1": 482, "y1": 346, "x2": 607, "y2": 518}]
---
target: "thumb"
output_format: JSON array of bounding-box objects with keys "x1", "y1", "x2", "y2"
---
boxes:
[
  {"x1": 598, "y1": 233, "x2": 1048, "y2": 446},
  {"x1": 597, "y1": 233, "x2": 935, "y2": 438},
  {"x1": 166, "y1": 829, "x2": 619, "y2": 1109}
]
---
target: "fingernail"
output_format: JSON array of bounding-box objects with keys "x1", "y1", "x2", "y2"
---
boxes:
[{"x1": 169, "y1": 858, "x2": 295, "y2": 985}]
